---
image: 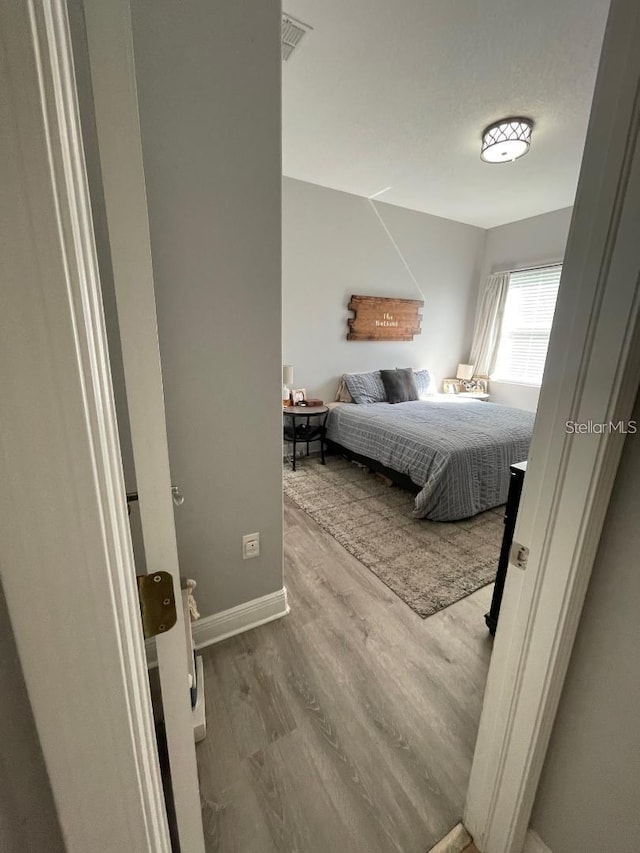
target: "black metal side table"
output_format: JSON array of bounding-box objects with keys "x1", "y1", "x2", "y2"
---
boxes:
[
  {"x1": 485, "y1": 460, "x2": 527, "y2": 636},
  {"x1": 283, "y1": 405, "x2": 329, "y2": 471}
]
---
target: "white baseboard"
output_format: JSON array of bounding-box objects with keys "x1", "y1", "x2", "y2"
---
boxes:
[
  {"x1": 524, "y1": 829, "x2": 552, "y2": 853},
  {"x1": 145, "y1": 587, "x2": 289, "y2": 667},
  {"x1": 191, "y1": 586, "x2": 289, "y2": 649},
  {"x1": 426, "y1": 825, "x2": 550, "y2": 853},
  {"x1": 283, "y1": 445, "x2": 322, "y2": 460},
  {"x1": 428, "y1": 823, "x2": 472, "y2": 853}
]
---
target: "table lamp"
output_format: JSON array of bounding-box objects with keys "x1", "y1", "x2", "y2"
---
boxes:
[
  {"x1": 456, "y1": 363, "x2": 475, "y2": 382},
  {"x1": 283, "y1": 364, "x2": 293, "y2": 405}
]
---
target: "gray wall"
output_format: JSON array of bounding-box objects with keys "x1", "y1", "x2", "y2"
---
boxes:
[
  {"x1": 0, "y1": 585, "x2": 65, "y2": 853},
  {"x1": 530, "y1": 393, "x2": 640, "y2": 852},
  {"x1": 476, "y1": 207, "x2": 573, "y2": 411},
  {"x1": 283, "y1": 177, "x2": 485, "y2": 402},
  {"x1": 130, "y1": 0, "x2": 283, "y2": 616}
]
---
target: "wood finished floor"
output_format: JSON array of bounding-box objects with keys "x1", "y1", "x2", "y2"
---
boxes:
[{"x1": 197, "y1": 495, "x2": 494, "y2": 853}]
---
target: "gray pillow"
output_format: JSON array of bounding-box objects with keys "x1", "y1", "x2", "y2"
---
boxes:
[
  {"x1": 380, "y1": 368, "x2": 419, "y2": 403},
  {"x1": 343, "y1": 371, "x2": 387, "y2": 404}
]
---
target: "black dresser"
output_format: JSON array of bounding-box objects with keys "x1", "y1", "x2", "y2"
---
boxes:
[{"x1": 485, "y1": 461, "x2": 527, "y2": 636}]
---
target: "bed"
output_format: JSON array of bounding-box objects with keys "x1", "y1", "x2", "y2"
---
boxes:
[{"x1": 325, "y1": 397, "x2": 534, "y2": 521}]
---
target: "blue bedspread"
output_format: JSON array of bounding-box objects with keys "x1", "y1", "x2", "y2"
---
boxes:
[{"x1": 325, "y1": 399, "x2": 534, "y2": 520}]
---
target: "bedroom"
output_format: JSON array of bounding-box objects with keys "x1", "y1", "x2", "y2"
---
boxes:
[
  {"x1": 274, "y1": 0, "x2": 608, "y2": 850},
  {"x1": 3, "y1": 0, "x2": 635, "y2": 853},
  {"x1": 120, "y1": 0, "x2": 610, "y2": 849},
  {"x1": 279, "y1": 2, "x2": 588, "y2": 588}
]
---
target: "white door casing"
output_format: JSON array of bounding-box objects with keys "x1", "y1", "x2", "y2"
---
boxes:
[
  {"x1": 465, "y1": 1, "x2": 640, "y2": 851},
  {"x1": 0, "y1": 1, "x2": 171, "y2": 850}
]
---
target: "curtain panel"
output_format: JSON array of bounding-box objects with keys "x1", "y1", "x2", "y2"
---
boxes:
[{"x1": 469, "y1": 272, "x2": 510, "y2": 376}]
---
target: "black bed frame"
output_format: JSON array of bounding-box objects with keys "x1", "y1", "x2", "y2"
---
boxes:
[{"x1": 325, "y1": 439, "x2": 420, "y2": 495}]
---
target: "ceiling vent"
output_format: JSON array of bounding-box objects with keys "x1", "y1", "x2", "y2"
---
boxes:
[{"x1": 282, "y1": 13, "x2": 313, "y2": 61}]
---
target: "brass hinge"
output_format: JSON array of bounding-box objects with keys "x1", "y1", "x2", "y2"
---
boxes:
[{"x1": 136, "y1": 572, "x2": 177, "y2": 639}]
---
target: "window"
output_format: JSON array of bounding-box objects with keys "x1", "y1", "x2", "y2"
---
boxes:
[{"x1": 493, "y1": 264, "x2": 562, "y2": 385}]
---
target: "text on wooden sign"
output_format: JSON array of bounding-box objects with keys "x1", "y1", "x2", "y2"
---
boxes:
[{"x1": 347, "y1": 295, "x2": 423, "y2": 341}]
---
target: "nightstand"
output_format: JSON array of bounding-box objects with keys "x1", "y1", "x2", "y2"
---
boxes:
[
  {"x1": 442, "y1": 377, "x2": 489, "y2": 400},
  {"x1": 283, "y1": 405, "x2": 329, "y2": 471},
  {"x1": 457, "y1": 391, "x2": 490, "y2": 401}
]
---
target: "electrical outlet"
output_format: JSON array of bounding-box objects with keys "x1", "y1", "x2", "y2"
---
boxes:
[{"x1": 242, "y1": 532, "x2": 260, "y2": 560}]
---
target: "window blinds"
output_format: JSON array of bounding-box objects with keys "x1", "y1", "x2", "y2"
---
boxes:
[{"x1": 493, "y1": 264, "x2": 562, "y2": 385}]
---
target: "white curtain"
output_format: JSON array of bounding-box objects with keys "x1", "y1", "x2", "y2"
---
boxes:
[{"x1": 469, "y1": 272, "x2": 510, "y2": 377}]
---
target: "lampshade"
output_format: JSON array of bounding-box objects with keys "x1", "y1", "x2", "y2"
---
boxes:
[
  {"x1": 481, "y1": 118, "x2": 533, "y2": 164},
  {"x1": 282, "y1": 364, "x2": 294, "y2": 386},
  {"x1": 456, "y1": 363, "x2": 475, "y2": 381}
]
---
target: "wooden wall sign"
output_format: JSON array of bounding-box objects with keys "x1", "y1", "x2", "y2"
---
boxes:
[{"x1": 347, "y1": 295, "x2": 423, "y2": 341}]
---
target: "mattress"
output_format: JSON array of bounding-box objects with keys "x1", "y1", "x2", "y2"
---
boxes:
[{"x1": 325, "y1": 399, "x2": 534, "y2": 520}]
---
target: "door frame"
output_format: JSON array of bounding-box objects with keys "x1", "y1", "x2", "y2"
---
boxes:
[
  {"x1": 465, "y1": 2, "x2": 640, "y2": 851},
  {"x1": 3, "y1": 2, "x2": 639, "y2": 853},
  {"x1": 0, "y1": 1, "x2": 171, "y2": 850}
]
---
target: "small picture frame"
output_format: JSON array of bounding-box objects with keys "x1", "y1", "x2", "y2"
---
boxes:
[{"x1": 291, "y1": 388, "x2": 307, "y2": 405}]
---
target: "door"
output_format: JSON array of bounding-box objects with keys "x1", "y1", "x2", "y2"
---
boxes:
[
  {"x1": 76, "y1": 1, "x2": 207, "y2": 851},
  {"x1": 0, "y1": 1, "x2": 205, "y2": 851}
]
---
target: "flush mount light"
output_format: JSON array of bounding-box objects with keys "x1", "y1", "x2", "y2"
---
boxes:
[{"x1": 481, "y1": 117, "x2": 533, "y2": 163}]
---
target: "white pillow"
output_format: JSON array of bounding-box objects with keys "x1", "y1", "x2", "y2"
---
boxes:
[
  {"x1": 413, "y1": 369, "x2": 436, "y2": 399},
  {"x1": 334, "y1": 376, "x2": 354, "y2": 403}
]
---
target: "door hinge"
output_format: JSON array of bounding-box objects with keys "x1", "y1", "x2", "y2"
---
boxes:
[
  {"x1": 136, "y1": 572, "x2": 177, "y2": 638},
  {"x1": 510, "y1": 542, "x2": 530, "y2": 570}
]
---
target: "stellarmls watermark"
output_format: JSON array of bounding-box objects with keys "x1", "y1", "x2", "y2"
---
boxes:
[{"x1": 565, "y1": 420, "x2": 637, "y2": 434}]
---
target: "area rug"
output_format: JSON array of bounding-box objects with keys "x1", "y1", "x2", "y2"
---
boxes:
[{"x1": 283, "y1": 456, "x2": 503, "y2": 618}]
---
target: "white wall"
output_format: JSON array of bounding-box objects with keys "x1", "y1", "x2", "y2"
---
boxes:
[
  {"x1": 283, "y1": 178, "x2": 486, "y2": 402},
  {"x1": 129, "y1": 0, "x2": 283, "y2": 616},
  {"x1": 476, "y1": 207, "x2": 573, "y2": 411},
  {"x1": 0, "y1": 585, "x2": 64, "y2": 853},
  {"x1": 530, "y1": 392, "x2": 640, "y2": 853}
]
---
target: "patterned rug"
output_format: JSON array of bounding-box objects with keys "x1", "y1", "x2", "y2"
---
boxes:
[{"x1": 283, "y1": 456, "x2": 503, "y2": 618}]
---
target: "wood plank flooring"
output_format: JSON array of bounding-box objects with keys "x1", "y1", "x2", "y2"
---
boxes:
[{"x1": 196, "y1": 495, "x2": 494, "y2": 853}]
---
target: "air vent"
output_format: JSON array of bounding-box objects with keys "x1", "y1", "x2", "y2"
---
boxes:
[{"x1": 282, "y1": 13, "x2": 313, "y2": 61}]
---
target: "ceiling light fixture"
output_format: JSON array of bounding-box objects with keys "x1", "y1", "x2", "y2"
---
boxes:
[{"x1": 481, "y1": 117, "x2": 533, "y2": 164}]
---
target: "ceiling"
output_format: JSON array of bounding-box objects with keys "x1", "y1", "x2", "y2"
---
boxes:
[{"x1": 282, "y1": 0, "x2": 610, "y2": 228}]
